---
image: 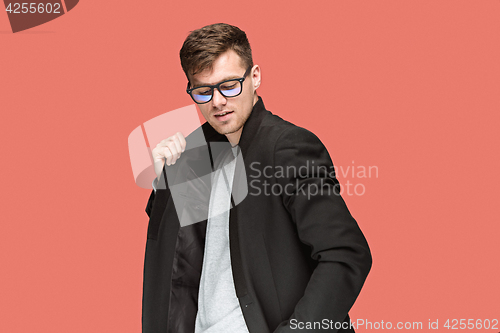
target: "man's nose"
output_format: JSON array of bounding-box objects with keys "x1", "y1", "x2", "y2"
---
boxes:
[{"x1": 212, "y1": 88, "x2": 227, "y2": 107}]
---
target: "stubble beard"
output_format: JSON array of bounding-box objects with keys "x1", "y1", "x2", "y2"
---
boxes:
[
  {"x1": 218, "y1": 121, "x2": 242, "y2": 135},
  {"x1": 209, "y1": 105, "x2": 252, "y2": 136},
  {"x1": 211, "y1": 114, "x2": 245, "y2": 136}
]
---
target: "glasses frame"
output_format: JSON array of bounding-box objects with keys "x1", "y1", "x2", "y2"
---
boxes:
[{"x1": 186, "y1": 66, "x2": 252, "y2": 104}]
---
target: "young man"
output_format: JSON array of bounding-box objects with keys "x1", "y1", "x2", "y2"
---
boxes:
[{"x1": 142, "y1": 23, "x2": 372, "y2": 333}]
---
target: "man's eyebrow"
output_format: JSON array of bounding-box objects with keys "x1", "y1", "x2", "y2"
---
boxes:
[{"x1": 192, "y1": 75, "x2": 241, "y2": 88}]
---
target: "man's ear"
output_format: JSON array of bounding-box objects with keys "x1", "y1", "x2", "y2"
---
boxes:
[{"x1": 251, "y1": 65, "x2": 261, "y2": 90}]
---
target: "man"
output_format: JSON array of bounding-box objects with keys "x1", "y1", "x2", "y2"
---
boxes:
[{"x1": 142, "y1": 23, "x2": 371, "y2": 333}]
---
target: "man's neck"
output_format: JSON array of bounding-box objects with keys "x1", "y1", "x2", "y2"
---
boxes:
[{"x1": 225, "y1": 130, "x2": 242, "y2": 147}]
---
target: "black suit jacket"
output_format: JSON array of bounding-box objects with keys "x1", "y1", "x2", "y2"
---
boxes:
[{"x1": 142, "y1": 97, "x2": 372, "y2": 333}]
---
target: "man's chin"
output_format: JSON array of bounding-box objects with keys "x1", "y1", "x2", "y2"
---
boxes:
[
  {"x1": 210, "y1": 121, "x2": 233, "y2": 133},
  {"x1": 212, "y1": 123, "x2": 242, "y2": 136}
]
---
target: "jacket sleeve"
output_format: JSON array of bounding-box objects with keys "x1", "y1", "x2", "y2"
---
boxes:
[
  {"x1": 145, "y1": 177, "x2": 162, "y2": 217},
  {"x1": 145, "y1": 189, "x2": 156, "y2": 217},
  {"x1": 272, "y1": 126, "x2": 372, "y2": 333}
]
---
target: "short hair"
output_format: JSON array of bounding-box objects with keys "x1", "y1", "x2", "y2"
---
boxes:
[{"x1": 180, "y1": 23, "x2": 253, "y2": 80}]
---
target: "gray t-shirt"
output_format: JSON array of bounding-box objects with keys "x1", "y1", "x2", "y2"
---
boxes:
[{"x1": 194, "y1": 145, "x2": 249, "y2": 333}]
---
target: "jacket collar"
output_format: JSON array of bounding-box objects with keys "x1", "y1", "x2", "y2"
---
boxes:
[{"x1": 201, "y1": 96, "x2": 269, "y2": 157}]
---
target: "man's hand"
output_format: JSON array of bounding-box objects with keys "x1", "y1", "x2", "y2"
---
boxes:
[{"x1": 152, "y1": 132, "x2": 186, "y2": 181}]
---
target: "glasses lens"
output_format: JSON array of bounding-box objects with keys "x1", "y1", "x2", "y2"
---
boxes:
[
  {"x1": 219, "y1": 80, "x2": 242, "y2": 97},
  {"x1": 191, "y1": 87, "x2": 213, "y2": 104},
  {"x1": 189, "y1": 79, "x2": 242, "y2": 104}
]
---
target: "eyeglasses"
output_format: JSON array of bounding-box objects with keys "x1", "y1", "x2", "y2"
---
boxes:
[{"x1": 186, "y1": 66, "x2": 252, "y2": 104}]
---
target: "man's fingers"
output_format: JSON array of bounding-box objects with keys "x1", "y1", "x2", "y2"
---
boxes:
[
  {"x1": 153, "y1": 132, "x2": 186, "y2": 169},
  {"x1": 167, "y1": 133, "x2": 186, "y2": 164},
  {"x1": 151, "y1": 132, "x2": 187, "y2": 180},
  {"x1": 170, "y1": 136, "x2": 183, "y2": 159},
  {"x1": 175, "y1": 132, "x2": 187, "y2": 152},
  {"x1": 164, "y1": 145, "x2": 174, "y2": 165}
]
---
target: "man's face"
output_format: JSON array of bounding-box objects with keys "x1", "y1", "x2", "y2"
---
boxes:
[{"x1": 189, "y1": 50, "x2": 260, "y2": 145}]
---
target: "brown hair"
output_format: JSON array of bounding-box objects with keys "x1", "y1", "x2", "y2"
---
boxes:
[{"x1": 180, "y1": 23, "x2": 253, "y2": 80}]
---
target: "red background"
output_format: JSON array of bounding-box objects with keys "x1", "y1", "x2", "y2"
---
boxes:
[{"x1": 1, "y1": 1, "x2": 499, "y2": 332}]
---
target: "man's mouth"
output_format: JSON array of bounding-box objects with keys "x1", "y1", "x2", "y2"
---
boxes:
[{"x1": 214, "y1": 111, "x2": 234, "y2": 121}]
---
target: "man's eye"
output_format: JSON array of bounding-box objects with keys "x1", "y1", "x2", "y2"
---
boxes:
[
  {"x1": 197, "y1": 89, "x2": 211, "y2": 95},
  {"x1": 221, "y1": 83, "x2": 237, "y2": 90}
]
